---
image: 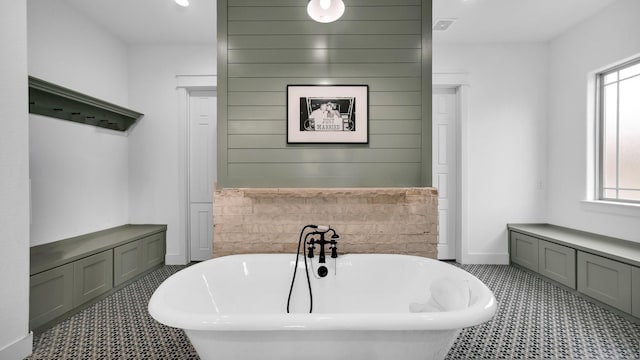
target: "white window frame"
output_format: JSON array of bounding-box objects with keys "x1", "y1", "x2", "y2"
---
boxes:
[{"x1": 595, "y1": 57, "x2": 640, "y2": 204}]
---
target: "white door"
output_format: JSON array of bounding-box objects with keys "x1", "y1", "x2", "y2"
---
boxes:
[
  {"x1": 189, "y1": 90, "x2": 217, "y2": 261},
  {"x1": 433, "y1": 88, "x2": 458, "y2": 260}
]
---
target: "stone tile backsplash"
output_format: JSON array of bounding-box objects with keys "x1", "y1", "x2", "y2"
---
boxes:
[{"x1": 213, "y1": 187, "x2": 438, "y2": 258}]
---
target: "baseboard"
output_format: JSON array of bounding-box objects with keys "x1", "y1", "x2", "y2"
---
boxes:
[
  {"x1": 0, "y1": 332, "x2": 33, "y2": 360},
  {"x1": 461, "y1": 252, "x2": 509, "y2": 265},
  {"x1": 165, "y1": 253, "x2": 188, "y2": 265}
]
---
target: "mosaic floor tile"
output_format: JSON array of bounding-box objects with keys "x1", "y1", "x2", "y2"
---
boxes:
[
  {"x1": 446, "y1": 264, "x2": 640, "y2": 359},
  {"x1": 27, "y1": 263, "x2": 640, "y2": 359},
  {"x1": 28, "y1": 265, "x2": 199, "y2": 360}
]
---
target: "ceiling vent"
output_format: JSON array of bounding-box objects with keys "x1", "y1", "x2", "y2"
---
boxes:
[{"x1": 433, "y1": 18, "x2": 456, "y2": 31}]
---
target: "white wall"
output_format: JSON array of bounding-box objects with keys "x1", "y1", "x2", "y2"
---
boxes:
[
  {"x1": 0, "y1": 1, "x2": 32, "y2": 357},
  {"x1": 27, "y1": 0, "x2": 131, "y2": 245},
  {"x1": 128, "y1": 45, "x2": 216, "y2": 264},
  {"x1": 29, "y1": 117, "x2": 129, "y2": 245},
  {"x1": 432, "y1": 0, "x2": 640, "y2": 262},
  {"x1": 27, "y1": 0, "x2": 129, "y2": 105},
  {"x1": 433, "y1": 43, "x2": 548, "y2": 263},
  {"x1": 546, "y1": 0, "x2": 640, "y2": 242},
  {"x1": 27, "y1": 0, "x2": 217, "y2": 255}
]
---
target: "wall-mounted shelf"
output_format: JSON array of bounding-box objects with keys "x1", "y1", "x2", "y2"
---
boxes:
[{"x1": 28, "y1": 76, "x2": 143, "y2": 132}]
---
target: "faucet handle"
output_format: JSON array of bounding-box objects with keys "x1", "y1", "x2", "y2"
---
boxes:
[{"x1": 307, "y1": 243, "x2": 315, "y2": 258}]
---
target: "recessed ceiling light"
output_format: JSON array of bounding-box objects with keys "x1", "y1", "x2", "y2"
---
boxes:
[
  {"x1": 433, "y1": 18, "x2": 456, "y2": 31},
  {"x1": 175, "y1": 0, "x2": 189, "y2": 7}
]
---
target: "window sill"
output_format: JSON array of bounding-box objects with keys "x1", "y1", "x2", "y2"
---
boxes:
[{"x1": 581, "y1": 200, "x2": 640, "y2": 218}]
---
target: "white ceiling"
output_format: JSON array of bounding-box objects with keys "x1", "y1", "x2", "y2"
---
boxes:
[
  {"x1": 433, "y1": 0, "x2": 619, "y2": 43},
  {"x1": 62, "y1": 0, "x2": 216, "y2": 45},
  {"x1": 61, "y1": 0, "x2": 618, "y2": 45}
]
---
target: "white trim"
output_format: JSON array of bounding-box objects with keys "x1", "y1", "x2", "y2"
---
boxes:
[
  {"x1": 581, "y1": 200, "x2": 640, "y2": 218},
  {"x1": 457, "y1": 85, "x2": 469, "y2": 264},
  {"x1": 165, "y1": 253, "x2": 189, "y2": 265},
  {"x1": 461, "y1": 253, "x2": 510, "y2": 265},
  {"x1": 433, "y1": 87, "x2": 459, "y2": 260},
  {"x1": 176, "y1": 75, "x2": 217, "y2": 264},
  {"x1": 0, "y1": 332, "x2": 33, "y2": 359},
  {"x1": 177, "y1": 87, "x2": 190, "y2": 265},
  {"x1": 587, "y1": 54, "x2": 640, "y2": 206},
  {"x1": 433, "y1": 73, "x2": 469, "y2": 264},
  {"x1": 585, "y1": 70, "x2": 598, "y2": 202},
  {"x1": 433, "y1": 73, "x2": 469, "y2": 87},
  {"x1": 176, "y1": 74, "x2": 217, "y2": 89}
]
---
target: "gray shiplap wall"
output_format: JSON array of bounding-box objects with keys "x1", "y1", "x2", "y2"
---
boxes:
[{"x1": 217, "y1": 0, "x2": 432, "y2": 187}]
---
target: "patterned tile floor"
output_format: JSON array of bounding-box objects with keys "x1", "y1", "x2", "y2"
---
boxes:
[
  {"x1": 28, "y1": 265, "x2": 199, "y2": 360},
  {"x1": 27, "y1": 262, "x2": 640, "y2": 359},
  {"x1": 448, "y1": 264, "x2": 640, "y2": 359}
]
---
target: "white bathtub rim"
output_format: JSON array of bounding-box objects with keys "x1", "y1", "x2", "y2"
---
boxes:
[
  {"x1": 149, "y1": 307, "x2": 497, "y2": 332},
  {"x1": 149, "y1": 253, "x2": 497, "y2": 332}
]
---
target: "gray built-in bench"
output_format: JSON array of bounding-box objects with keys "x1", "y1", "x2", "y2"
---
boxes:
[
  {"x1": 508, "y1": 223, "x2": 640, "y2": 321},
  {"x1": 29, "y1": 224, "x2": 167, "y2": 333}
]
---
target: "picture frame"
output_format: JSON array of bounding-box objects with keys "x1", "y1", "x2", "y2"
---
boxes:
[{"x1": 287, "y1": 85, "x2": 369, "y2": 144}]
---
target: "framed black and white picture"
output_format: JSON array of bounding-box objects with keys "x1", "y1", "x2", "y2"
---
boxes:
[{"x1": 287, "y1": 85, "x2": 369, "y2": 144}]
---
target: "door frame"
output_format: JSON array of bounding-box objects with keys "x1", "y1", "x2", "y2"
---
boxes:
[
  {"x1": 432, "y1": 87, "x2": 458, "y2": 260},
  {"x1": 433, "y1": 73, "x2": 468, "y2": 263},
  {"x1": 176, "y1": 74, "x2": 217, "y2": 264}
]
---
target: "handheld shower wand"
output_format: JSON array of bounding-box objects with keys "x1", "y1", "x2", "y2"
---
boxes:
[{"x1": 311, "y1": 225, "x2": 331, "y2": 232}]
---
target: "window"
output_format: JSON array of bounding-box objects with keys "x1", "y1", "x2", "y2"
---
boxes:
[{"x1": 597, "y1": 59, "x2": 640, "y2": 203}]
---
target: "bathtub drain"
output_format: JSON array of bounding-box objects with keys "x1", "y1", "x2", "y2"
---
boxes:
[{"x1": 317, "y1": 265, "x2": 328, "y2": 278}]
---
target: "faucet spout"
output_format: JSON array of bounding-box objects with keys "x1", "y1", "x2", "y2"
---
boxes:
[
  {"x1": 318, "y1": 232, "x2": 326, "y2": 263},
  {"x1": 305, "y1": 226, "x2": 340, "y2": 263}
]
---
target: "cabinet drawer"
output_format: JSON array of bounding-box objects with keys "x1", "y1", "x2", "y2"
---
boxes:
[
  {"x1": 577, "y1": 251, "x2": 631, "y2": 313},
  {"x1": 142, "y1": 232, "x2": 165, "y2": 270},
  {"x1": 539, "y1": 240, "x2": 576, "y2": 289},
  {"x1": 114, "y1": 240, "x2": 143, "y2": 286},
  {"x1": 30, "y1": 263, "x2": 73, "y2": 330},
  {"x1": 510, "y1": 231, "x2": 539, "y2": 272},
  {"x1": 633, "y1": 267, "x2": 640, "y2": 318},
  {"x1": 73, "y1": 250, "x2": 113, "y2": 307}
]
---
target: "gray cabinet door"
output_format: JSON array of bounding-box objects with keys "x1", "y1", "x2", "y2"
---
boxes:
[
  {"x1": 577, "y1": 251, "x2": 631, "y2": 313},
  {"x1": 143, "y1": 232, "x2": 165, "y2": 270},
  {"x1": 539, "y1": 239, "x2": 576, "y2": 289},
  {"x1": 73, "y1": 250, "x2": 113, "y2": 307},
  {"x1": 632, "y1": 266, "x2": 640, "y2": 318},
  {"x1": 114, "y1": 240, "x2": 143, "y2": 286},
  {"x1": 510, "y1": 231, "x2": 539, "y2": 272},
  {"x1": 29, "y1": 263, "x2": 73, "y2": 330}
]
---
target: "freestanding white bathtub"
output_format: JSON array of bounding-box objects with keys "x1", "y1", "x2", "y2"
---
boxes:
[{"x1": 149, "y1": 253, "x2": 497, "y2": 360}]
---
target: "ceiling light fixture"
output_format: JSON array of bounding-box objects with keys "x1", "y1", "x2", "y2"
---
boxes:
[
  {"x1": 307, "y1": 0, "x2": 345, "y2": 23},
  {"x1": 174, "y1": 0, "x2": 189, "y2": 7}
]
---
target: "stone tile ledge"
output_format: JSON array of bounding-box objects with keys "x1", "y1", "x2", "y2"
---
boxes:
[
  {"x1": 213, "y1": 187, "x2": 439, "y2": 258},
  {"x1": 216, "y1": 187, "x2": 438, "y2": 197}
]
